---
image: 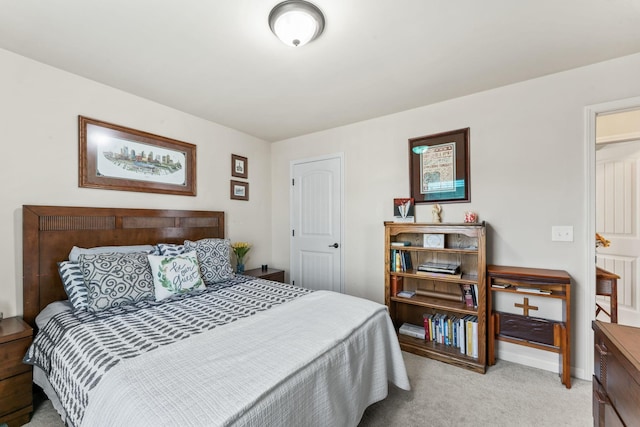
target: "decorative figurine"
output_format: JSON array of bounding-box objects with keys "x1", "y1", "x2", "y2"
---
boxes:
[
  {"x1": 464, "y1": 211, "x2": 478, "y2": 223},
  {"x1": 432, "y1": 204, "x2": 442, "y2": 223}
]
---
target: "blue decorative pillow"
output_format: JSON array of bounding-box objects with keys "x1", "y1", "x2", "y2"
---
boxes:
[
  {"x1": 183, "y1": 238, "x2": 233, "y2": 285},
  {"x1": 156, "y1": 243, "x2": 186, "y2": 256},
  {"x1": 147, "y1": 251, "x2": 205, "y2": 301},
  {"x1": 79, "y1": 252, "x2": 155, "y2": 313},
  {"x1": 57, "y1": 261, "x2": 89, "y2": 311}
]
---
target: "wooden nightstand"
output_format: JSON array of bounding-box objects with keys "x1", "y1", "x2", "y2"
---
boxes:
[
  {"x1": 0, "y1": 317, "x2": 33, "y2": 427},
  {"x1": 243, "y1": 267, "x2": 285, "y2": 283}
]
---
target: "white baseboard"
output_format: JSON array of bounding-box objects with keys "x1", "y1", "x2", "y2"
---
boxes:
[{"x1": 495, "y1": 342, "x2": 588, "y2": 381}]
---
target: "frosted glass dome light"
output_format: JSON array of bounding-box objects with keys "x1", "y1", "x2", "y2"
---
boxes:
[{"x1": 269, "y1": 1, "x2": 325, "y2": 47}]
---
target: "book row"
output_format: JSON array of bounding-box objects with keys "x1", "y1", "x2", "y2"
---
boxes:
[
  {"x1": 390, "y1": 249, "x2": 412, "y2": 272},
  {"x1": 398, "y1": 313, "x2": 479, "y2": 359}
]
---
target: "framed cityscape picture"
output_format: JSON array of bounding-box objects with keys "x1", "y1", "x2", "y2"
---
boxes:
[{"x1": 78, "y1": 116, "x2": 196, "y2": 196}]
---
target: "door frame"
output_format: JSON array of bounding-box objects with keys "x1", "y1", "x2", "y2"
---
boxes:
[
  {"x1": 289, "y1": 152, "x2": 345, "y2": 293},
  {"x1": 584, "y1": 95, "x2": 640, "y2": 376}
]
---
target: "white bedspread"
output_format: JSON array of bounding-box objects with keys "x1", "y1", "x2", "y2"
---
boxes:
[{"x1": 81, "y1": 291, "x2": 409, "y2": 427}]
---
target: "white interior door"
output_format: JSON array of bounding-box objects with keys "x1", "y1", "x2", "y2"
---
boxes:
[
  {"x1": 596, "y1": 140, "x2": 640, "y2": 326},
  {"x1": 290, "y1": 154, "x2": 343, "y2": 292}
]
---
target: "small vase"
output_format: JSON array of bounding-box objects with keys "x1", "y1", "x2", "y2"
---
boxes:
[{"x1": 236, "y1": 262, "x2": 245, "y2": 274}]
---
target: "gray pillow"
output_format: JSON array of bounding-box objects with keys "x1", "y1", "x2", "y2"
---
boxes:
[
  {"x1": 183, "y1": 238, "x2": 233, "y2": 285},
  {"x1": 79, "y1": 252, "x2": 155, "y2": 312},
  {"x1": 69, "y1": 244, "x2": 155, "y2": 262},
  {"x1": 156, "y1": 243, "x2": 186, "y2": 256},
  {"x1": 57, "y1": 261, "x2": 89, "y2": 311}
]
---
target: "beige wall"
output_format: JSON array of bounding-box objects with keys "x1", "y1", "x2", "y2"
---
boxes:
[
  {"x1": 4, "y1": 42, "x2": 640, "y2": 382},
  {"x1": 271, "y1": 53, "x2": 640, "y2": 380},
  {"x1": 0, "y1": 48, "x2": 272, "y2": 319}
]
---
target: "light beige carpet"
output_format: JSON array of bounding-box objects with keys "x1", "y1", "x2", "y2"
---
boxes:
[{"x1": 26, "y1": 352, "x2": 591, "y2": 427}]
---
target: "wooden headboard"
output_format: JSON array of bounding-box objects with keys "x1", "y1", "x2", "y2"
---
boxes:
[{"x1": 22, "y1": 205, "x2": 225, "y2": 327}]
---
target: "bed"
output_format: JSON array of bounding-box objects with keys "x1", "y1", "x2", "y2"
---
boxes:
[{"x1": 22, "y1": 205, "x2": 409, "y2": 427}]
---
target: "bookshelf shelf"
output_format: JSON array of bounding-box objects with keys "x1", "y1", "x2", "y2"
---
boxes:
[
  {"x1": 390, "y1": 295, "x2": 478, "y2": 315},
  {"x1": 397, "y1": 334, "x2": 486, "y2": 371},
  {"x1": 392, "y1": 270, "x2": 478, "y2": 284},
  {"x1": 385, "y1": 221, "x2": 487, "y2": 373}
]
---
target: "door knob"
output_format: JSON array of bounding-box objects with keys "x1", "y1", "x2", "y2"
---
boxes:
[{"x1": 329, "y1": 243, "x2": 339, "y2": 248}]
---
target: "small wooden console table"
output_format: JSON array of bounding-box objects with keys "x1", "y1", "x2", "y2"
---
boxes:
[{"x1": 487, "y1": 265, "x2": 571, "y2": 388}]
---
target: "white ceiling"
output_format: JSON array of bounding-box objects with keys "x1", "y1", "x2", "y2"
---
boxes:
[{"x1": 1, "y1": 0, "x2": 640, "y2": 142}]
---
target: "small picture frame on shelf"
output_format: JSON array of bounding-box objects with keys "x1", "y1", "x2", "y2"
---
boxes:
[{"x1": 423, "y1": 233, "x2": 445, "y2": 248}]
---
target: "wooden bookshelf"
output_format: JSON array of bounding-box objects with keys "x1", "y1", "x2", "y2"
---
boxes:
[{"x1": 384, "y1": 221, "x2": 487, "y2": 373}]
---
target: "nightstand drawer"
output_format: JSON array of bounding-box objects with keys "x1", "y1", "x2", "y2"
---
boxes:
[
  {"x1": 260, "y1": 271, "x2": 285, "y2": 282},
  {"x1": 0, "y1": 371, "x2": 32, "y2": 416},
  {"x1": 243, "y1": 268, "x2": 285, "y2": 283},
  {"x1": 0, "y1": 337, "x2": 31, "y2": 380}
]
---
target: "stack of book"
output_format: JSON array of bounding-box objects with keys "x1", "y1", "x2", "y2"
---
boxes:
[
  {"x1": 416, "y1": 262, "x2": 461, "y2": 278},
  {"x1": 399, "y1": 322, "x2": 425, "y2": 339},
  {"x1": 418, "y1": 262, "x2": 460, "y2": 274}
]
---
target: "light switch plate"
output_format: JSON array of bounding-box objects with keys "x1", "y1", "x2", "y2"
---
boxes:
[{"x1": 552, "y1": 226, "x2": 574, "y2": 242}]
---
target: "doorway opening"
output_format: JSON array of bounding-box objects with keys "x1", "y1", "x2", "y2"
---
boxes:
[
  {"x1": 585, "y1": 96, "x2": 640, "y2": 376},
  {"x1": 595, "y1": 108, "x2": 640, "y2": 326}
]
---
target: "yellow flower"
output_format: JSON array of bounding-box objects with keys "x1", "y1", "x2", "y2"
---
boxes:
[{"x1": 231, "y1": 242, "x2": 251, "y2": 259}]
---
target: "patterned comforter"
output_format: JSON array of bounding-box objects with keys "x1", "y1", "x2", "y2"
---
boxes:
[{"x1": 25, "y1": 276, "x2": 311, "y2": 427}]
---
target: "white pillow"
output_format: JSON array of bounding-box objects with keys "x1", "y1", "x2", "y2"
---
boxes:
[{"x1": 147, "y1": 251, "x2": 205, "y2": 301}]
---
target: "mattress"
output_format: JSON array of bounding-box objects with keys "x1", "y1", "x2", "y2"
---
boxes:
[{"x1": 26, "y1": 277, "x2": 409, "y2": 426}]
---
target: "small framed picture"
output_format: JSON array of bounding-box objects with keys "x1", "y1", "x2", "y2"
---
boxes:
[
  {"x1": 231, "y1": 154, "x2": 248, "y2": 179},
  {"x1": 230, "y1": 180, "x2": 249, "y2": 201},
  {"x1": 423, "y1": 234, "x2": 445, "y2": 248}
]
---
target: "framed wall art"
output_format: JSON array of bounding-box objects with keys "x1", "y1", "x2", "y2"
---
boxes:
[
  {"x1": 230, "y1": 180, "x2": 249, "y2": 201},
  {"x1": 408, "y1": 127, "x2": 470, "y2": 204},
  {"x1": 79, "y1": 116, "x2": 197, "y2": 196},
  {"x1": 231, "y1": 154, "x2": 248, "y2": 179}
]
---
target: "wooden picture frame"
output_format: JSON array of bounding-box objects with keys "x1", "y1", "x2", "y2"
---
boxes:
[
  {"x1": 408, "y1": 128, "x2": 470, "y2": 204},
  {"x1": 230, "y1": 180, "x2": 249, "y2": 201},
  {"x1": 79, "y1": 116, "x2": 197, "y2": 196},
  {"x1": 231, "y1": 154, "x2": 248, "y2": 179}
]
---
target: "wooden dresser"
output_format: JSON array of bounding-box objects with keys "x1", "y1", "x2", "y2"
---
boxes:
[{"x1": 592, "y1": 320, "x2": 640, "y2": 426}]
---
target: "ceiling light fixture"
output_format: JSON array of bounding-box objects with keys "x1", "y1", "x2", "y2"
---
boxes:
[{"x1": 268, "y1": 0, "x2": 325, "y2": 47}]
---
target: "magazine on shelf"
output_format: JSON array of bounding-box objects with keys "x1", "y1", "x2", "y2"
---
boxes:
[
  {"x1": 396, "y1": 290, "x2": 416, "y2": 298},
  {"x1": 417, "y1": 262, "x2": 461, "y2": 274},
  {"x1": 515, "y1": 287, "x2": 552, "y2": 295}
]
